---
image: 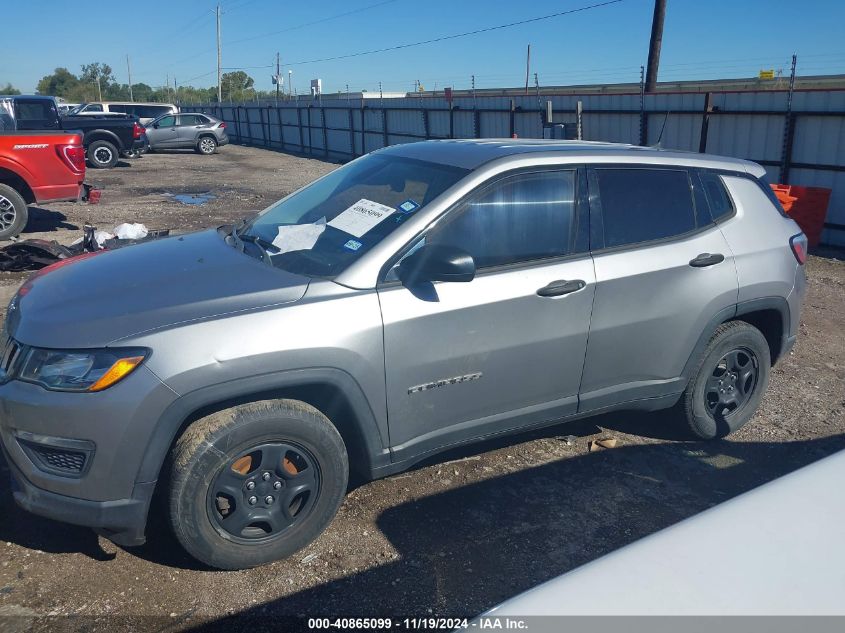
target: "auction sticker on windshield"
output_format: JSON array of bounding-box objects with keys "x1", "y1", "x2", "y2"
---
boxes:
[{"x1": 328, "y1": 199, "x2": 395, "y2": 238}]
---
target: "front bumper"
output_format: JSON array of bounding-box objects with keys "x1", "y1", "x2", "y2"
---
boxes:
[
  {"x1": 4, "y1": 442, "x2": 154, "y2": 546},
  {"x1": 0, "y1": 365, "x2": 178, "y2": 544}
]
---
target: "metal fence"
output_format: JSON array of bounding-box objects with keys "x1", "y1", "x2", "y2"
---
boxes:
[{"x1": 186, "y1": 88, "x2": 845, "y2": 247}]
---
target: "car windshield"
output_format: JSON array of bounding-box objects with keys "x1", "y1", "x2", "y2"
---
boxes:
[
  {"x1": 241, "y1": 153, "x2": 468, "y2": 277},
  {"x1": 67, "y1": 104, "x2": 86, "y2": 115}
]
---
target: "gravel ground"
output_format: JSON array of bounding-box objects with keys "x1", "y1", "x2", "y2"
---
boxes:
[{"x1": 0, "y1": 145, "x2": 843, "y2": 630}]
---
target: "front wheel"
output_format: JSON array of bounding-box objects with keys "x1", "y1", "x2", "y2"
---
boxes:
[
  {"x1": 168, "y1": 399, "x2": 348, "y2": 570},
  {"x1": 0, "y1": 183, "x2": 28, "y2": 240},
  {"x1": 196, "y1": 136, "x2": 217, "y2": 155},
  {"x1": 681, "y1": 321, "x2": 771, "y2": 439}
]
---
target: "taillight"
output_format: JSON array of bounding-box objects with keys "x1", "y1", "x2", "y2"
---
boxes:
[
  {"x1": 132, "y1": 122, "x2": 143, "y2": 139},
  {"x1": 790, "y1": 233, "x2": 808, "y2": 265},
  {"x1": 218, "y1": 122, "x2": 226, "y2": 129},
  {"x1": 56, "y1": 144, "x2": 86, "y2": 173}
]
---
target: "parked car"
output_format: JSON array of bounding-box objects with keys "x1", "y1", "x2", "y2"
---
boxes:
[
  {"x1": 0, "y1": 140, "x2": 806, "y2": 570},
  {"x1": 69, "y1": 102, "x2": 178, "y2": 125},
  {"x1": 56, "y1": 102, "x2": 81, "y2": 116},
  {"x1": 481, "y1": 449, "x2": 845, "y2": 616},
  {"x1": 145, "y1": 112, "x2": 228, "y2": 154},
  {"x1": 1, "y1": 95, "x2": 147, "y2": 169},
  {"x1": 0, "y1": 129, "x2": 93, "y2": 239}
]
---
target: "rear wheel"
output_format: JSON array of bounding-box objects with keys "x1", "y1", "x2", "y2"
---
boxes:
[
  {"x1": 196, "y1": 136, "x2": 217, "y2": 155},
  {"x1": 681, "y1": 321, "x2": 771, "y2": 439},
  {"x1": 87, "y1": 140, "x2": 119, "y2": 168},
  {"x1": 168, "y1": 399, "x2": 348, "y2": 570},
  {"x1": 0, "y1": 183, "x2": 28, "y2": 240}
]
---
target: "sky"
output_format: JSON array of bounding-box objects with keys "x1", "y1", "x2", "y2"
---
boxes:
[{"x1": 3, "y1": 0, "x2": 845, "y2": 95}]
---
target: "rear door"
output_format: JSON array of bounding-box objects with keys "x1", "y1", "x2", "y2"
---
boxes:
[
  {"x1": 378, "y1": 168, "x2": 595, "y2": 457},
  {"x1": 176, "y1": 114, "x2": 206, "y2": 146},
  {"x1": 579, "y1": 166, "x2": 739, "y2": 411},
  {"x1": 147, "y1": 114, "x2": 178, "y2": 147}
]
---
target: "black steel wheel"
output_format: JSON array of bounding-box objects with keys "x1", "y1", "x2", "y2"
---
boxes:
[
  {"x1": 207, "y1": 442, "x2": 320, "y2": 542},
  {"x1": 681, "y1": 321, "x2": 771, "y2": 439},
  {"x1": 168, "y1": 399, "x2": 348, "y2": 570}
]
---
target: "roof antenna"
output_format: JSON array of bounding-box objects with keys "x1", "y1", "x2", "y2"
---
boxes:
[{"x1": 654, "y1": 111, "x2": 670, "y2": 148}]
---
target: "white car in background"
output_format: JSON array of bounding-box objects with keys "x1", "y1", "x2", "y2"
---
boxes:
[{"x1": 69, "y1": 102, "x2": 178, "y2": 125}]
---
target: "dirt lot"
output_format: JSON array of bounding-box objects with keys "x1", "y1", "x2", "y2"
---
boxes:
[{"x1": 0, "y1": 145, "x2": 844, "y2": 629}]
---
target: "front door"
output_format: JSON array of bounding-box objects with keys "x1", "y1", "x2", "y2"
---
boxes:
[
  {"x1": 147, "y1": 114, "x2": 178, "y2": 147},
  {"x1": 378, "y1": 168, "x2": 595, "y2": 457}
]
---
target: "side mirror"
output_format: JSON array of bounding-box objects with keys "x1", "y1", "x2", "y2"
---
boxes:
[
  {"x1": 398, "y1": 244, "x2": 475, "y2": 285},
  {"x1": 152, "y1": 123, "x2": 159, "y2": 129}
]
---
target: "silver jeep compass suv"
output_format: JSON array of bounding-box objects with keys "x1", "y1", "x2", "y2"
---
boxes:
[{"x1": 0, "y1": 140, "x2": 807, "y2": 569}]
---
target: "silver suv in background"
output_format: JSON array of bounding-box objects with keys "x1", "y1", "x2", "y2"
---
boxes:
[
  {"x1": 0, "y1": 140, "x2": 807, "y2": 570},
  {"x1": 144, "y1": 112, "x2": 229, "y2": 154}
]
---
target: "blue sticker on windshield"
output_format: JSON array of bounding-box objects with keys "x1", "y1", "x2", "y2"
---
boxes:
[
  {"x1": 343, "y1": 239, "x2": 363, "y2": 251},
  {"x1": 398, "y1": 199, "x2": 420, "y2": 214}
]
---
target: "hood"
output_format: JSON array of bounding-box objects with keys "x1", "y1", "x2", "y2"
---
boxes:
[{"x1": 7, "y1": 229, "x2": 310, "y2": 348}]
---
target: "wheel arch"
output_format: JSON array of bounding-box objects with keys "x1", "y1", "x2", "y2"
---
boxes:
[
  {"x1": 0, "y1": 167, "x2": 35, "y2": 204},
  {"x1": 136, "y1": 368, "x2": 391, "y2": 489},
  {"x1": 682, "y1": 297, "x2": 791, "y2": 381}
]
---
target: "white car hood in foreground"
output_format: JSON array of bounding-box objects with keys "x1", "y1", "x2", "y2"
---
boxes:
[{"x1": 487, "y1": 449, "x2": 845, "y2": 616}]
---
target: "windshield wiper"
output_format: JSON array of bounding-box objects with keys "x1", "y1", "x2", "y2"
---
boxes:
[{"x1": 229, "y1": 220, "x2": 273, "y2": 265}]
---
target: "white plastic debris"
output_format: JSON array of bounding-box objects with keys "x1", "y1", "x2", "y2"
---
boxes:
[
  {"x1": 113, "y1": 223, "x2": 148, "y2": 240},
  {"x1": 94, "y1": 230, "x2": 115, "y2": 247}
]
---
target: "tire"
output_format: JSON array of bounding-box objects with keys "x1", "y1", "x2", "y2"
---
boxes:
[
  {"x1": 681, "y1": 321, "x2": 771, "y2": 440},
  {"x1": 168, "y1": 399, "x2": 348, "y2": 570},
  {"x1": 0, "y1": 183, "x2": 29, "y2": 241},
  {"x1": 87, "y1": 140, "x2": 119, "y2": 169},
  {"x1": 196, "y1": 136, "x2": 218, "y2": 155}
]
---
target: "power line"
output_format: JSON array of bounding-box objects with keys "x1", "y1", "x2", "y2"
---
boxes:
[
  {"x1": 226, "y1": 0, "x2": 401, "y2": 47},
  {"x1": 284, "y1": 0, "x2": 624, "y2": 66}
]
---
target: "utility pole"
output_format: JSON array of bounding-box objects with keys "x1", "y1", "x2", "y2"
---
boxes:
[
  {"x1": 174, "y1": 76, "x2": 178, "y2": 104},
  {"x1": 166, "y1": 73, "x2": 170, "y2": 101},
  {"x1": 288, "y1": 70, "x2": 293, "y2": 98},
  {"x1": 216, "y1": 4, "x2": 223, "y2": 103},
  {"x1": 524, "y1": 44, "x2": 531, "y2": 95},
  {"x1": 95, "y1": 75, "x2": 102, "y2": 101},
  {"x1": 126, "y1": 55, "x2": 134, "y2": 101},
  {"x1": 275, "y1": 52, "x2": 281, "y2": 105},
  {"x1": 644, "y1": 0, "x2": 666, "y2": 92}
]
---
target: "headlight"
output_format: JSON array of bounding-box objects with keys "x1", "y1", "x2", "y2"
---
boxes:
[{"x1": 18, "y1": 348, "x2": 147, "y2": 392}]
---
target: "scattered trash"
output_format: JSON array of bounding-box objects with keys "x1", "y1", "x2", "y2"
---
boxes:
[
  {"x1": 300, "y1": 552, "x2": 320, "y2": 564},
  {"x1": 558, "y1": 434, "x2": 578, "y2": 446},
  {"x1": 0, "y1": 222, "x2": 171, "y2": 272},
  {"x1": 114, "y1": 223, "x2": 149, "y2": 240},
  {"x1": 588, "y1": 437, "x2": 619, "y2": 452}
]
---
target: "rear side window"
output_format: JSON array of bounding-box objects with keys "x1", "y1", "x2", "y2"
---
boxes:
[
  {"x1": 13, "y1": 99, "x2": 59, "y2": 129},
  {"x1": 592, "y1": 168, "x2": 696, "y2": 248},
  {"x1": 180, "y1": 114, "x2": 205, "y2": 126},
  {"x1": 108, "y1": 104, "x2": 133, "y2": 115},
  {"x1": 700, "y1": 172, "x2": 734, "y2": 221}
]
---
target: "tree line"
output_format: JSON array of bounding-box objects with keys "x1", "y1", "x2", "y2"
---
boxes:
[{"x1": 5, "y1": 63, "x2": 279, "y2": 104}]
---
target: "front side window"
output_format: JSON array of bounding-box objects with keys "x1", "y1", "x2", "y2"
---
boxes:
[
  {"x1": 157, "y1": 115, "x2": 176, "y2": 127},
  {"x1": 84, "y1": 104, "x2": 103, "y2": 112},
  {"x1": 423, "y1": 170, "x2": 579, "y2": 269},
  {"x1": 242, "y1": 154, "x2": 468, "y2": 277},
  {"x1": 592, "y1": 168, "x2": 696, "y2": 248}
]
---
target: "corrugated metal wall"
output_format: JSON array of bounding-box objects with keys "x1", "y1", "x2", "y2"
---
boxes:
[{"x1": 186, "y1": 88, "x2": 845, "y2": 247}]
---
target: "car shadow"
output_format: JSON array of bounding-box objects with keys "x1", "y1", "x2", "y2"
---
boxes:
[
  {"x1": 21, "y1": 206, "x2": 78, "y2": 234},
  {"x1": 183, "y1": 432, "x2": 845, "y2": 629}
]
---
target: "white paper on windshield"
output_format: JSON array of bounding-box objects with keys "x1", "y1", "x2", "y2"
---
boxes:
[
  {"x1": 327, "y1": 199, "x2": 395, "y2": 238},
  {"x1": 271, "y1": 217, "x2": 326, "y2": 254}
]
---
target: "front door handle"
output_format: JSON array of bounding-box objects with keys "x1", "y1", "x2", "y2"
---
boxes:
[
  {"x1": 689, "y1": 252, "x2": 725, "y2": 267},
  {"x1": 536, "y1": 279, "x2": 586, "y2": 297}
]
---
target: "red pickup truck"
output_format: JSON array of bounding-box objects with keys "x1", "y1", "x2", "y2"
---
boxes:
[{"x1": 0, "y1": 130, "x2": 94, "y2": 240}]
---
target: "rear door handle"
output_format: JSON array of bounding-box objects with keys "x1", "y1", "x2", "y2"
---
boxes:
[
  {"x1": 536, "y1": 279, "x2": 586, "y2": 297},
  {"x1": 689, "y1": 253, "x2": 725, "y2": 267}
]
